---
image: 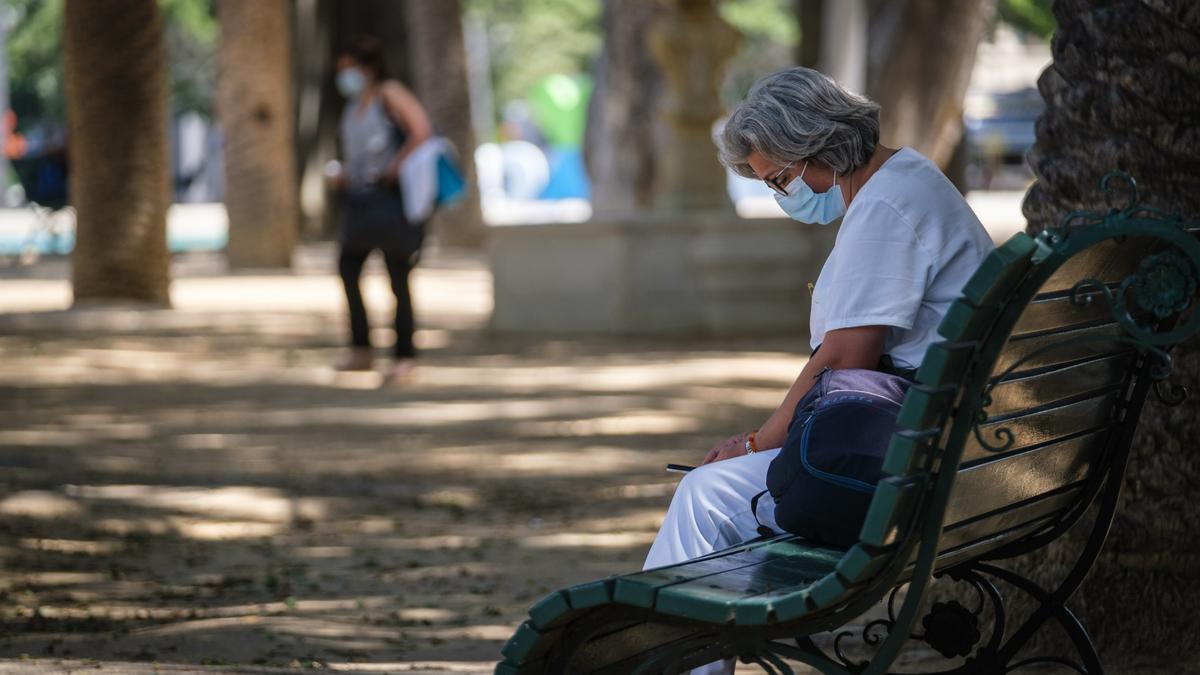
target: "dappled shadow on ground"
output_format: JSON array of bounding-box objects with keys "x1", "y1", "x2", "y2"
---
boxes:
[{"x1": 0, "y1": 252, "x2": 808, "y2": 670}]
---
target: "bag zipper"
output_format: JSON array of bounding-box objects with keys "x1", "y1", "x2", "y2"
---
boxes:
[{"x1": 798, "y1": 408, "x2": 878, "y2": 494}]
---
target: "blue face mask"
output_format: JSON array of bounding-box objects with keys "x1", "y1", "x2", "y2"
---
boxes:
[
  {"x1": 774, "y1": 161, "x2": 846, "y2": 224},
  {"x1": 336, "y1": 68, "x2": 366, "y2": 99}
]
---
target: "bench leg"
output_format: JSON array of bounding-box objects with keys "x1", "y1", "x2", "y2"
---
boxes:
[{"x1": 974, "y1": 562, "x2": 1103, "y2": 675}]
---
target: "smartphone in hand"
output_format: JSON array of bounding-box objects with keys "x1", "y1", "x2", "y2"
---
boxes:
[{"x1": 666, "y1": 463, "x2": 695, "y2": 473}]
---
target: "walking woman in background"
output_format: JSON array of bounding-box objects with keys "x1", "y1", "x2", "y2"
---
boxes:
[{"x1": 329, "y1": 36, "x2": 431, "y2": 378}]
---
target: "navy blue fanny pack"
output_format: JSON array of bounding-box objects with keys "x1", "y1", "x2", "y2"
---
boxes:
[{"x1": 761, "y1": 367, "x2": 912, "y2": 548}]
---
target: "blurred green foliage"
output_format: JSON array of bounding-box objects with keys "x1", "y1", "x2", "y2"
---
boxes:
[
  {"x1": 719, "y1": 0, "x2": 799, "y2": 103},
  {"x1": 463, "y1": 0, "x2": 600, "y2": 133},
  {"x1": 160, "y1": 0, "x2": 218, "y2": 116},
  {"x1": 720, "y1": 0, "x2": 799, "y2": 47},
  {"x1": 5, "y1": 0, "x2": 63, "y2": 126},
  {"x1": 5, "y1": 0, "x2": 217, "y2": 130},
  {"x1": 462, "y1": 0, "x2": 803, "y2": 131},
  {"x1": 998, "y1": 0, "x2": 1055, "y2": 39}
]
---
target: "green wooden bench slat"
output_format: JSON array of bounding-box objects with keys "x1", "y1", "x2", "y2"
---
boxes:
[
  {"x1": 567, "y1": 579, "x2": 615, "y2": 609},
  {"x1": 964, "y1": 391, "x2": 1120, "y2": 464},
  {"x1": 527, "y1": 590, "x2": 572, "y2": 630},
  {"x1": 937, "y1": 234, "x2": 1040, "y2": 342},
  {"x1": 896, "y1": 384, "x2": 956, "y2": 432},
  {"x1": 651, "y1": 544, "x2": 842, "y2": 624},
  {"x1": 500, "y1": 621, "x2": 547, "y2": 664},
  {"x1": 613, "y1": 536, "x2": 810, "y2": 609},
  {"x1": 937, "y1": 298, "x2": 991, "y2": 342},
  {"x1": 859, "y1": 478, "x2": 924, "y2": 548},
  {"x1": 914, "y1": 340, "x2": 977, "y2": 388},
  {"x1": 835, "y1": 543, "x2": 891, "y2": 585},
  {"x1": 882, "y1": 427, "x2": 943, "y2": 477},
  {"x1": 958, "y1": 233, "x2": 1039, "y2": 307},
  {"x1": 734, "y1": 587, "x2": 812, "y2": 624}
]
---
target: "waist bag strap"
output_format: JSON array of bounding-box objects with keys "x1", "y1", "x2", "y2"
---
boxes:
[{"x1": 750, "y1": 489, "x2": 776, "y2": 538}]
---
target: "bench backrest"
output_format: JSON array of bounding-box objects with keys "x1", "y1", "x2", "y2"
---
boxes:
[{"x1": 822, "y1": 177, "x2": 1200, "y2": 611}]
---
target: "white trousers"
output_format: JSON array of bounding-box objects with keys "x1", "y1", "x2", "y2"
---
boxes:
[{"x1": 643, "y1": 448, "x2": 782, "y2": 675}]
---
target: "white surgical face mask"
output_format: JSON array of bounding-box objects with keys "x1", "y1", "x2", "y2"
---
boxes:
[
  {"x1": 774, "y1": 161, "x2": 846, "y2": 224},
  {"x1": 336, "y1": 68, "x2": 366, "y2": 99}
]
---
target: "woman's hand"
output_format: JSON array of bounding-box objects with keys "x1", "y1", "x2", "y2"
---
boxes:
[{"x1": 702, "y1": 432, "x2": 751, "y2": 465}]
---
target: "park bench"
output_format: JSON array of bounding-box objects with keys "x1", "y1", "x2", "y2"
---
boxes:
[{"x1": 495, "y1": 173, "x2": 1200, "y2": 675}]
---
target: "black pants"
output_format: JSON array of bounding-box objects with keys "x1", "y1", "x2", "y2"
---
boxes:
[{"x1": 338, "y1": 243, "x2": 417, "y2": 359}]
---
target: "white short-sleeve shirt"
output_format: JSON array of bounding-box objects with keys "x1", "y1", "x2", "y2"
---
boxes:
[{"x1": 808, "y1": 148, "x2": 994, "y2": 370}]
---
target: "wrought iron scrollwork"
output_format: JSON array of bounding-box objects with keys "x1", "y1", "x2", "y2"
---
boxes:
[
  {"x1": 824, "y1": 565, "x2": 1010, "y2": 674},
  {"x1": 970, "y1": 172, "x2": 1200, "y2": 449},
  {"x1": 832, "y1": 583, "x2": 906, "y2": 668}
]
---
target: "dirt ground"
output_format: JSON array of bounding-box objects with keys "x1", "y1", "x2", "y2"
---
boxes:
[
  {"x1": 0, "y1": 246, "x2": 819, "y2": 673},
  {"x1": 0, "y1": 246, "x2": 1184, "y2": 675}
]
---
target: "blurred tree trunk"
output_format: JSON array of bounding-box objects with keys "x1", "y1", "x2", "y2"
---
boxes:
[
  {"x1": 403, "y1": 0, "x2": 485, "y2": 248},
  {"x1": 293, "y1": 0, "x2": 337, "y2": 239},
  {"x1": 1021, "y1": 0, "x2": 1200, "y2": 665},
  {"x1": 64, "y1": 0, "x2": 170, "y2": 305},
  {"x1": 584, "y1": 0, "x2": 665, "y2": 219},
  {"x1": 218, "y1": 0, "x2": 297, "y2": 269},
  {"x1": 866, "y1": 0, "x2": 996, "y2": 168},
  {"x1": 796, "y1": 0, "x2": 823, "y2": 68}
]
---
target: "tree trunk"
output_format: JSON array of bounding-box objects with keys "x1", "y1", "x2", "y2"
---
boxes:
[
  {"x1": 866, "y1": 0, "x2": 997, "y2": 168},
  {"x1": 402, "y1": 0, "x2": 485, "y2": 248},
  {"x1": 64, "y1": 0, "x2": 170, "y2": 305},
  {"x1": 1021, "y1": 0, "x2": 1200, "y2": 665},
  {"x1": 294, "y1": 0, "x2": 338, "y2": 240},
  {"x1": 585, "y1": 0, "x2": 665, "y2": 219},
  {"x1": 796, "y1": 0, "x2": 824, "y2": 69},
  {"x1": 217, "y1": 0, "x2": 298, "y2": 269}
]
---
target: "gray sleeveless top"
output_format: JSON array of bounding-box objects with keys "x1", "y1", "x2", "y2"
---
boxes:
[{"x1": 340, "y1": 94, "x2": 403, "y2": 192}]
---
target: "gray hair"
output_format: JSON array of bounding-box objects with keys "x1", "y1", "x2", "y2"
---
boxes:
[{"x1": 718, "y1": 67, "x2": 881, "y2": 178}]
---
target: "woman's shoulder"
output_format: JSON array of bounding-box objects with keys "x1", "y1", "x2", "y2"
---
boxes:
[{"x1": 854, "y1": 149, "x2": 978, "y2": 227}]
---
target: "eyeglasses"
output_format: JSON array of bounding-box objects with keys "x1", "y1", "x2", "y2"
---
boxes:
[{"x1": 765, "y1": 161, "x2": 795, "y2": 196}]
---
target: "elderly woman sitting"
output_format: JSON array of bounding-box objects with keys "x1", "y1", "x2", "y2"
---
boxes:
[{"x1": 643, "y1": 66, "x2": 994, "y2": 673}]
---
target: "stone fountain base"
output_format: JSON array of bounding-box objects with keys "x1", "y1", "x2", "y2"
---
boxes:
[{"x1": 488, "y1": 212, "x2": 837, "y2": 337}]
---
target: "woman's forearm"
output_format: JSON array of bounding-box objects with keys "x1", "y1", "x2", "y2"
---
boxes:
[
  {"x1": 754, "y1": 325, "x2": 888, "y2": 450},
  {"x1": 754, "y1": 349, "x2": 833, "y2": 450}
]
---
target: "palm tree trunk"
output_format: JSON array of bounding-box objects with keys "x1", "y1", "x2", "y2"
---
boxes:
[
  {"x1": 217, "y1": 0, "x2": 298, "y2": 269},
  {"x1": 403, "y1": 0, "x2": 485, "y2": 248},
  {"x1": 64, "y1": 0, "x2": 170, "y2": 305},
  {"x1": 1022, "y1": 0, "x2": 1200, "y2": 663}
]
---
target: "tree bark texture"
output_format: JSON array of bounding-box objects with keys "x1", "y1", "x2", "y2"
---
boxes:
[
  {"x1": 217, "y1": 0, "x2": 298, "y2": 269},
  {"x1": 1020, "y1": 0, "x2": 1200, "y2": 664},
  {"x1": 585, "y1": 0, "x2": 665, "y2": 219},
  {"x1": 64, "y1": 0, "x2": 170, "y2": 305},
  {"x1": 866, "y1": 0, "x2": 997, "y2": 168},
  {"x1": 403, "y1": 0, "x2": 485, "y2": 248}
]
